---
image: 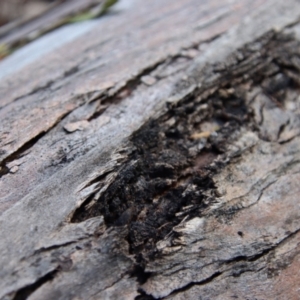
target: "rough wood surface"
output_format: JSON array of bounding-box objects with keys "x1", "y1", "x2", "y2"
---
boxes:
[{"x1": 0, "y1": 0, "x2": 300, "y2": 299}]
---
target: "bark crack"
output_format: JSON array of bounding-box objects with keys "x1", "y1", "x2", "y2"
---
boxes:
[
  {"x1": 11, "y1": 269, "x2": 58, "y2": 300},
  {"x1": 161, "y1": 271, "x2": 223, "y2": 299}
]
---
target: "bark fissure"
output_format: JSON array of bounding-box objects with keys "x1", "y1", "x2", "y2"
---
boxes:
[
  {"x1": 11, "y1": 270, "x2": 58, "y2": 300},
  {"x1": 0, "y1": 131, "x2": 46, "y2": 178},
  {"x1": 144, "y1": 229, "x2": 300, "y2": 299},
  {"x1": 0, "y1": 102, "x2": 84, "y2": 176},
  {"x1": 161, "y1": 271, "x2": 223, "y2": 299}
]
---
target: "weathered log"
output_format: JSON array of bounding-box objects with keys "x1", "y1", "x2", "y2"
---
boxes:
[{"x1": 0, "y1": 0, "x2": 300, "y2": 299}]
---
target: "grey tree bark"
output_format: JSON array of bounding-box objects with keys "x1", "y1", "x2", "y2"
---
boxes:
[{"x1": 0, "y1": 0, "x2": 300, "y2": 299}]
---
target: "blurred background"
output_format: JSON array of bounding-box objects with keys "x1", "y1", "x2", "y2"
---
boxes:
[
  {"x1": 0, "y1": 0, "x2": 60, "y2": 26},
  {"x1": 0, "y1": 0, "x2": 115, "y2": 60}
]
